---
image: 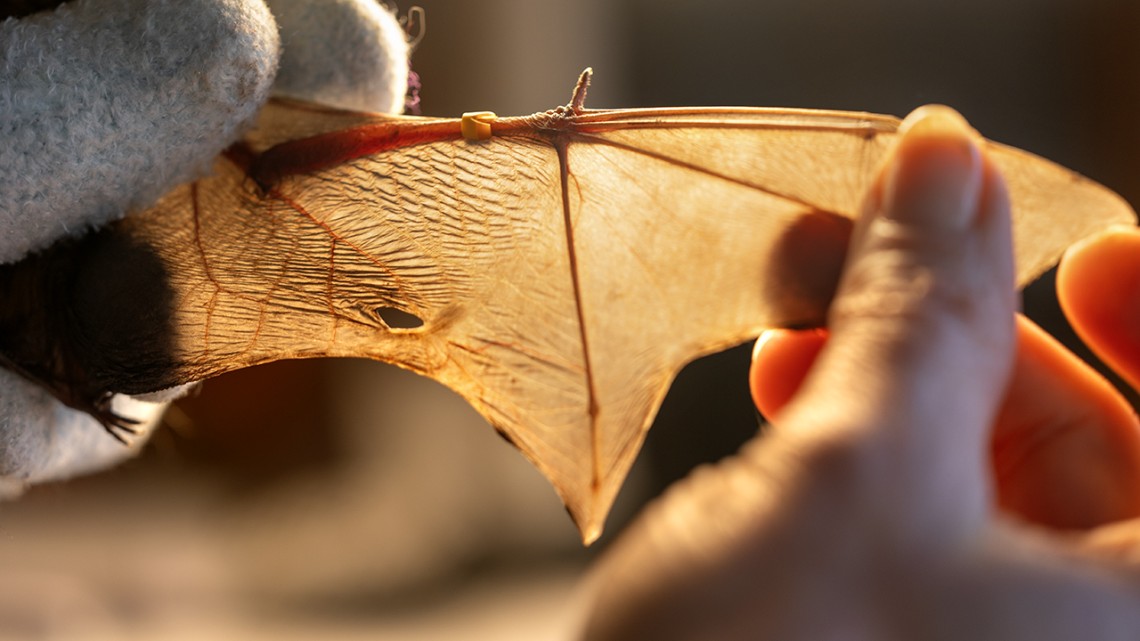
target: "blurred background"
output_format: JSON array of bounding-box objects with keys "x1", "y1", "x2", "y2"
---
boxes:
[{"x1": 2, "y1": 0, "x2": 1139, "y2": 639}]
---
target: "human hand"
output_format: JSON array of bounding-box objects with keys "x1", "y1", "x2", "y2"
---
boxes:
[
  {"x1": 0, "y1": 0, "x2": 407, "y2": 490},
  {"x1": 582, "y1": 106, "x2": 1140, "y2": 640}
]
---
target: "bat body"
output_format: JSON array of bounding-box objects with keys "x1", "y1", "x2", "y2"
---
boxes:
[{"x1": 1, "y1": 70, "x2": 1132, "y2": 542}]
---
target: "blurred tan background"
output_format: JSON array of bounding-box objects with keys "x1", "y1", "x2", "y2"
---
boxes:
[{"x1": 2, "y1": 1, "x2": 1139, "y2": 639}]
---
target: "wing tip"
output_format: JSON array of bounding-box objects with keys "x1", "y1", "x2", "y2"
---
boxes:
[
  {"x1": 564, "y1": 490, "x2": 606, "y2": 546},
  {"x1": 580, "y1": 521, "x2": 603, "y2": 546}
]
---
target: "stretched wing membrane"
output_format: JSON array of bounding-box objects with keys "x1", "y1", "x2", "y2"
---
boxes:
[{"x1": 90, "y1": 94, "x2": 1136, "y2": 543}]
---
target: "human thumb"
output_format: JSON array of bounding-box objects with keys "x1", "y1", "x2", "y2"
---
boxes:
[{"x1": 778, "y1": 106, "x2": 1017, "y2": 538}]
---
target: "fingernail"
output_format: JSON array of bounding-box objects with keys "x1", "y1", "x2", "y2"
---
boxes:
[{"x1": 882, "y1": 105, "x2": 983, "y2": 228}]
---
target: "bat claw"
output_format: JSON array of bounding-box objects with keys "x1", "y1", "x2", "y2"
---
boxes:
[
  {"x1": 91, "y1": 394, "x2": 142, "y2": 445},
  {"x1": 0, "y1": 356, "x2": 144, "y2": 445}
]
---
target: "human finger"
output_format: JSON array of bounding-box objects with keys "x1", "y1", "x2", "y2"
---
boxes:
[
  {"x1": 991, "y1": 315, "x2": 1140, "y2": 529},
  {"x1": 748, "y1": 328, "x2": 827, "y2": 421},
  {"x1": 1057, "y1": 226, "x2": 1140, "y2": 390}
]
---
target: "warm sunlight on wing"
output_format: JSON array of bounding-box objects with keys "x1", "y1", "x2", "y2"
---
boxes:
[{"x1": 40, "y1": 76, "x2": 1136, "y2": 543}]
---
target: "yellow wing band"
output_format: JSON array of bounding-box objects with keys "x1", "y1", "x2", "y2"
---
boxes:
[{"x1": 461, "y1": 111, "x2": 497, "y2": 141}]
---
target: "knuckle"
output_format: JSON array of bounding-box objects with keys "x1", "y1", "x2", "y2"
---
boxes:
[{"x1": 830, "y1": 221, "x2": 1004, "y2": 331}]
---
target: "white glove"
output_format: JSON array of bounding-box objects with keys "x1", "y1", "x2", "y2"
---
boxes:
[{"x1": 0, "y1": 0, "x2": 408, "y2": 490}]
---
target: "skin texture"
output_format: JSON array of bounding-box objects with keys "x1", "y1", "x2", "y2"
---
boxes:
[{"x1": 582, "y1": 107, "x2": 1140, "y2": 640}]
